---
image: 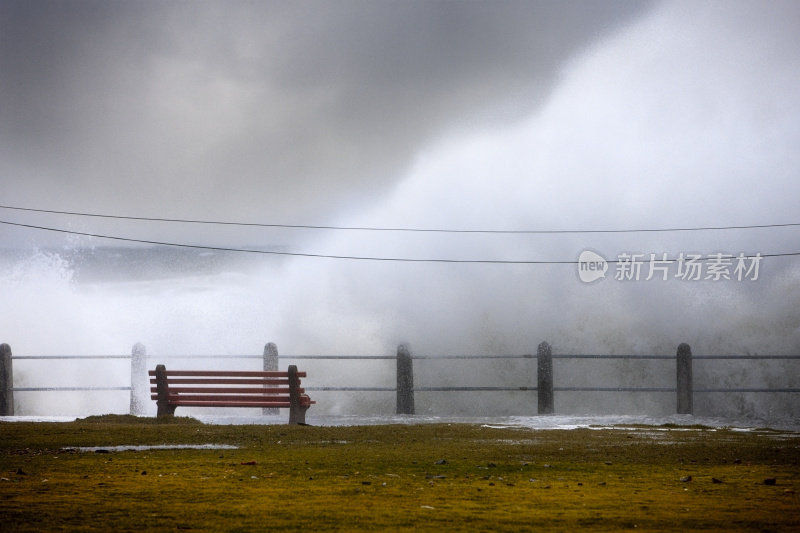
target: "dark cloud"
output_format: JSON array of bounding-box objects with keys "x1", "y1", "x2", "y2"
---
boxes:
[{"x1": 0, "y1": 0, "x2": 651, "y2": 236}]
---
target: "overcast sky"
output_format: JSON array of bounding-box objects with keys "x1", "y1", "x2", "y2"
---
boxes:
[
  {"x1": 1, "y1": 0, "x2": 798, "y2": 256},
  {"x1": 2, "y1": 0, "x2": 650, "y2": 243}
]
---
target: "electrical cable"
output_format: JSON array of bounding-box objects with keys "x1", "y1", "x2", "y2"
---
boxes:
[
  {"x1": 2, "y1": 204, "x2": 799, "y2": 235},
  {"x1": 1, "y1": 218, "x2": 796, "y2": 264}
]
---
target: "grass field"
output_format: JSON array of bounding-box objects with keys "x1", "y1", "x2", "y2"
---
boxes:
[{"x1": 1, "y1": 415, "x2": 798, "y2": 531}]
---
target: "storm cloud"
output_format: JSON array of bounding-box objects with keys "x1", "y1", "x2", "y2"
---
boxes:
[{"x1": 1, "y1": 0, "x2": 650, "y2": 236}]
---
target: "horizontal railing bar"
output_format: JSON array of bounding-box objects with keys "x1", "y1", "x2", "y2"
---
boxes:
[
  {"x1": 695, "y1": 388, "x2": 800, "y2": 393},
  {"x1": 553, "y1": 355, "x2": 674, "y2": 360},
  {"x1": 416, "y1": 386, "x2": 536, "y2": 391},
  {"x1": 302, "y1": 386, "x2": 800, "y2": 393},
  {"x1": 19, "y1": 354, "x2": 273, "y2": 359},
  {"x1": 12, "y1": 355, "x2": 131, "y2": 360},
  {"x1": 283, "y1": 355, "x2": 800, "y2": 360},
  {"x1": 12, "y1": 354, "x2": 800, "y2": 361},
  {"x1": 554, "y1": 355, "x2": 800, "y2": 360},
  {"x1": 553, "y1": 388, "x2": 800, "y2": 393},
  {"x1": 12, "y1": 387, "x2": 132, "y2": 391},
  {"x1": 149, "y1": 355, "x2": 263, "y2": 359},
  {"x1": 305, "y1": 387, "x2": 395, "y2": 392},
  {"x1": 411, "y1": 355, "x2": 533, "y2": 360},
  {"x1": 305, "y1": 387, "x2": 537, "y2": 392},
  {"x1": 693, "y1": 356, "x2": 800, "y2": 360},
  {"x1": 11, "y1": 387, "x2": 800, "y2": 393},
  {"x1": 281, "y1": 356, "x2": 396, "y2": 360},
  {"x1": 554, "y1": 387, "x2": 675, "y2": 392}
]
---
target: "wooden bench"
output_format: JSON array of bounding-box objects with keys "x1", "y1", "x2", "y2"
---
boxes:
[{"x1": 149, "y1": 364, "x2": 314, "y2": 424}]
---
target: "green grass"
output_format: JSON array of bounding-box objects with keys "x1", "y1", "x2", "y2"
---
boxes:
[{"x1": 1, "y1": 415, "x2": 798, "y2": 531}]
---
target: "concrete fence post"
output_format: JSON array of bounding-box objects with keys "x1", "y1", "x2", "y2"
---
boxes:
[
  {"x1": 537, "y1": 341, "x2": 554, "y2": 415},
  {"x1": 129, "y1": 343, "x2": 147, "y2": 415},
  {"x1": 677, "y1": 343, "x2": 693, "y2": 415},
  {"x1": 396, "y1": 344, "x2": 414, "y2": 415},
  {"x1": 263, "y1": 342, "x2": 279, "y2": 415},
  {"x1": 264, "y1": 343, "x2": 278, "y2": 371},
  {"x1": 1, "y1": 343, "x2": 13, "y2": 416}
]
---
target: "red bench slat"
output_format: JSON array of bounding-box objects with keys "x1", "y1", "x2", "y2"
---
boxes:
[
  {"x1": 150, "y1": 386, "x2": 294, "y2": 395},
  {"x1": 150, "y1": 378, "x2": 290, "y2": 386},
  {"x1": 163, "y1": 393, "x2": 296, "y2": 403},
  {"x1": 162, "y1": 401, "x2": 294, "y2": 408},
  {"x1": 150, "y1": 395, "x2": 314, "y2": 405},
  {"x1": 148, "y1": 370, "x2": 307, "y2": 378},
  {"x1": 150, "y1": 393, "x2": 315, "y2": 404}
]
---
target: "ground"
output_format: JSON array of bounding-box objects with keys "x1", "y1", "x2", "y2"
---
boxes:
[{"x1": 1, "y1": 416, "x2": 798, "y2": 531}]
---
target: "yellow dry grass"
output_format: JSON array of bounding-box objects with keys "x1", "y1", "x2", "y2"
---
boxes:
[{"x1": 1, "y1": 416, "x2": 798, "y2": 531}]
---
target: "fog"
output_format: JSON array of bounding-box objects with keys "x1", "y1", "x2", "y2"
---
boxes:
[{"x1": 1, "y1": 1, "x2": 798, "y2": 420}]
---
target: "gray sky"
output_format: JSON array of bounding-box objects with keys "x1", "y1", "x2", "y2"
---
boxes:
[
  {"x1": 1, "y1": 0, "x2": 650, "y2": 242},
  {"x1": 0, "y1": 0, "x2": 798, "y2": 255}
]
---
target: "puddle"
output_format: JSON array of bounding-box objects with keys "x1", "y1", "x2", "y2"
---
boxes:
[{"x1": 65, "y1": 444, "x2": 239, "y2": 453}]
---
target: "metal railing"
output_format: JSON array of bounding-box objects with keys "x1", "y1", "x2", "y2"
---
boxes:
[{"x1": 1, "y1": 342, "x2": 798, "y2": 417}]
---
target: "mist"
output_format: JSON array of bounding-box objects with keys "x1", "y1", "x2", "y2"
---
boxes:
[{"x1": 1, "y1": 1, "x2": 798, "y2": 420}]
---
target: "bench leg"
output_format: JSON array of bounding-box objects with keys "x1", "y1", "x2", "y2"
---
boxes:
[
  {"x1": 287, "y1": 365, "x2": 310, "y2": 424},
  {"x1": 289, "y1": 404, "x2": 309, "y2": 425},
  {"x1": 154, "y1": 365, "x2": 177, "y2": 417},
  {"x1": 157, "y1": 402, "x2": 177, "y2": 417}
]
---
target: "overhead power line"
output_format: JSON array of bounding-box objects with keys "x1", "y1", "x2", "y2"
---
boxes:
[
  {"x1": 0, "y1": 219, "x2": 561, "y2": 263},
  {"x1": 1, "y1": 219, "x2": 798, "y2": 264},
  {"x1": 1, "y1": 204, "x2": 799, "y2": 235}
]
